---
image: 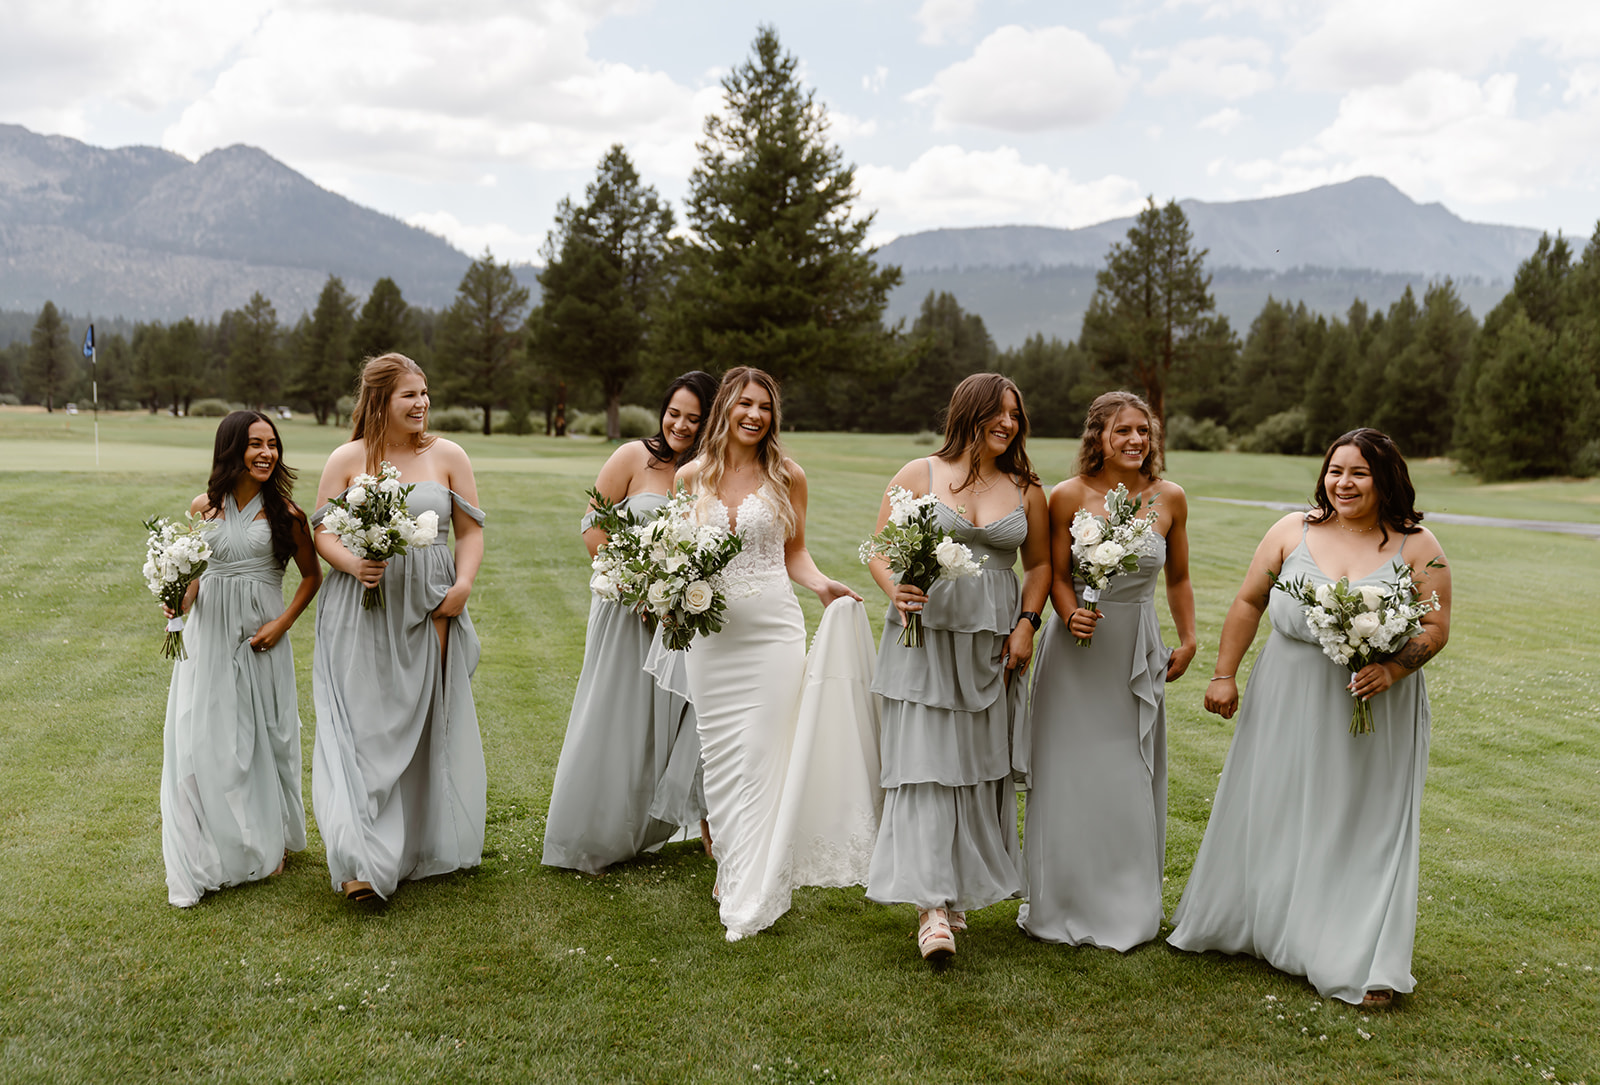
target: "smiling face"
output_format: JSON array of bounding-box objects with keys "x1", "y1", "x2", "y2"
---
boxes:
[
  {"x1": 1102, "y1": 405, "x2": 1152, "y2": 472},
  {"x1": 727, "y1": 381, "x2": 773, "y2": 448},
  {"x1": 1324, "y1": 443, "x2": 1377, "y2": 521},
  {"x1": 979, "y1": 388, "x2": 1022, "y2": 460},
  {"x1": 388, "y1": 372, "x2": 429, "y2": 437},
  {"x1": 661, "y1": 386, "x2": 705, "y2": 455},
  {"x1": 243, "y1": 419, "x2": 280, "y2": 483}
]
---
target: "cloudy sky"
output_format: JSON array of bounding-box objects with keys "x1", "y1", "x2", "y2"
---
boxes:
[{"x1": 6, "y1": 0, "x2": 1600, "y2": 262}]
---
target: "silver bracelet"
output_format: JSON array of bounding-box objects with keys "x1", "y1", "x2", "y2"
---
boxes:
[{"x1": 1207, "y1": 674, "x2": 1234, "y2": 682}]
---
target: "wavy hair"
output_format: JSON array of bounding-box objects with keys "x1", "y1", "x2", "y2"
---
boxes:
[
  {"x1": 349, "y1": 353, "x2": 436, "y2": 476},
  {"x1": 642, "y1": 370, "x2": 719, "y2": 467},
  {"x1": 205, "y1": 410, "x2": 302, "y2": 568},
  {"x1": 932, "y1": 372, "x2": 1040, "y2": 490},
  {"x1": 693, "y1": 367, "x2": 796, "y2": 537},
  {"x1": 1308, "y1": 428, "x2": 1424, "y2": 546},
  {"x1": 1076, "y1": 390, "x2": 1164, "y2": 478}
]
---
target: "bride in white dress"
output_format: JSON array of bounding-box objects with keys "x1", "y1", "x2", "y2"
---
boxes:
[{"x1": 669, "y1": 366, "x2": 880, "y2": 941}]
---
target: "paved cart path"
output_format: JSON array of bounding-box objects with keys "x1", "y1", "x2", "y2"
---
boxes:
[{"x1": 1197, "y1": 497, "x2": 1600, "y2": 540}]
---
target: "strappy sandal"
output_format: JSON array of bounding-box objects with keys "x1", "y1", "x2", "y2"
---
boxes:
[
  {"x1": 917, "y1": 908, "x2": 955, "y2": 960},
  {"x1": 1360, "y1": 989, "x2": 1395, "y2": 1010},
  {"x1": 949, "y1": 910, "x2": 967, "y2": 932},
  {"x1": 342, "y1": 880, "x2": 378, "y2": 903}
]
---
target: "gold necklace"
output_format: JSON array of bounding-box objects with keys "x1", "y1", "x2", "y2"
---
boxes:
[{"x1": 1336, "y1": 517, "x2": 1377, "y2": 534}]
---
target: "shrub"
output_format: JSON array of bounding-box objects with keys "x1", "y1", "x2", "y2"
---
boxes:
[
  {"x1": 566, "y1": 406, "x2": 657, "y2": 439},
  {"x1": 1239, "y1": 408, "x2": 1313, "y2": 455},
  {"x1": 0, "y1": 394, "x2": 20, "y2": 406},
  {"x1": 495, "y1": 408, "x2": 536, "y2": 436},
  {"x1": 189, "y1": 398, "x2": 232, "y2": 418},
  {"x1": 911, "y1": 430, "x2": 938, "y2": 446},
  {"x1": 430, "y1": 407, "x2": 481, "y2": 433},
  {"x1": 1165, "y1": 415, "x2": 1230, "y2": 452},
  {"x1": 1573, "y1": 439, "x2": 1600, "y2": 479},
  {"x1": 566, "y1": 410, "x2": 605, "y2": 437}
]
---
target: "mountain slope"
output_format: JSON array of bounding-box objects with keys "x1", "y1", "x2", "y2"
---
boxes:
[{"x1": 0, "y1": 124, "x2": 472, "y2": 319}]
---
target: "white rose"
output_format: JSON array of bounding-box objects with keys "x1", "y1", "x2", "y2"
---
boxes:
[
  {"x1": 647, "y1": 580, "x2": 673, "y2": 613},
  {"x1": 1075, "y1": 515, "x2": 1105, "y2": 547},
  {"x1": 379, "y1": 477, "x2": 401, "y2": 497},
  {"x1": 934, "y1": 536, "x2": 974, "y2": 573},
  {"x1": 1314, "y1": 583, "x2": 1336, "y2": 608},
  {"x1": 589, "y1": 571, "x2": 617, "y2": 600},
  {"x1": 684, "y1": 580, "x2": 714, "y2": 614},
  {"x1": 663, "y1": 553, "x2": 688, "y2": 574},
  {"x1": 345, "y1": 487, "x2": 368, "y2": 507},
  {"x1": 1350, "y1": 612, "x2": 1383, "y2": 642},
  {"x1": 1092, "y1": 540, "x2": 1127, "y2": 567},
  {"x1": 410, "y1": 511, "x2": 440, "y2": 547},
  {"x1": 1358, "y1": 584, "x2": 1384, "y2": 611}
]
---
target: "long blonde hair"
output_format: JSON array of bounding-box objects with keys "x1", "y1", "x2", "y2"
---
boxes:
[
  {"x1": 349, "y1": 353, "x2": 436, "y2": 475},
  {"x1": 692, "y1": 367, "x2": 796, "y2": 537}
]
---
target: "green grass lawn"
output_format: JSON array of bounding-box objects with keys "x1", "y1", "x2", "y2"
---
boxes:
[{"x1": 1, "y1": 407, "x2": 1597, "y2": 1084}]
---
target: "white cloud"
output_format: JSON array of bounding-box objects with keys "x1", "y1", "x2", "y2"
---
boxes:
[
  {"x1": 406, "y1": 210, "x2": 547, "y2": 261},
  {"x1": 857, "y1": 145, "x2": 1145, "y2": 234},
  {"x1": 1139, "y1": 36, "x2": 1275, "y2": 100},
  {"x1": 1197, "y1": 107, "x2": 1243, "y2": 133},
  {"x1": 915, "y1": 0, "x2": 980, "y2": 46},
  {"x1": 909, "y1": 25, "x2": 1132, "y2": 131},
  {"x1": 1224, "y1": 67, "x2": 1600, "y2": 208},
  {"x1": 829, "y1": 112, "x2": 879, "y2": 140},
  {"x1": 1285, "y1": 0, "x2": 1600, "y2": 91},
  {"x1": 863, "y1": 66, "x2": 889, "y2": 94}
]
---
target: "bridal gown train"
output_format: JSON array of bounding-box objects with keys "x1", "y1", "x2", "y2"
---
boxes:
[
  {"x1": 160, "y1": 490, "x2": 305, "y2": 907},
  {"x1": 671, "y1": 486, "x2": 882, "y2": 941}
]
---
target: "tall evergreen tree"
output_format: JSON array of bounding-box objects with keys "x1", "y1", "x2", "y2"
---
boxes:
[
  {"x1": 98, "y1": 332, "x2": 132, "y2": 411},
  {"x1": 1373, "y1": 281, "x2": 1475, "y2": 456},
  {"x1": 667, "y1": 25, "x2": 902, "y2": 389},
  {"x1": 1079, "y1": 198, "x2": 1221, "y2": 425},
  {"x1": 887, "y1": 291, "x2": 996, "y2": 431},
  {"x1": 227, "y1": 292, "x2": 281, "y2": 408},
  {"x1": 24, "y1": 301, "x2": 74, "y2": 411},
  {"x1": 131, "y1": 322, "x2": 167, "y2": 413},
  {"x1": 293, "y1": 276, "x2": 357, "y2": 424},
  {"x1": 353, "y1": 277, "x2": 413, "y2": 361},
  {"x1": 531, "y1": 145, "x2": 675, "y2": 439},
  {"x1": 164, "y1": 317, "x2": 205, "y2": 416},
  {"x1": 1000, "y1": 333, "x2": 1095, "y2": 438},
  {"x1": 437, "y1": 251, "x2": 530, "y2": 436}
]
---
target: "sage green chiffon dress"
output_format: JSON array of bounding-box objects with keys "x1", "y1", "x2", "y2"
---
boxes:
[
  {"x1": 310, "y1": 481, "x2": 487, "y2": 900},
  {"x1": 866, "y1": 496, "x2": 1029, "y2": 913},
  {"x1": 542, "y1": 493, "x2": 706, "y2": 873},
  {"x1": 1167, "y1": 526, "x2": 1431, "y2": 1004},
  {"x1": 1019, "y1": 534, "x2": 1171, "y2": 950},
  {"x1": 160, "y1": 491, "x2": 306, "y2": 907}
]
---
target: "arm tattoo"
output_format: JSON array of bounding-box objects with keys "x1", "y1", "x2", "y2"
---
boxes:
[{"x1": 1392, "y1": 639, "x2": 1439, "y2": 672}]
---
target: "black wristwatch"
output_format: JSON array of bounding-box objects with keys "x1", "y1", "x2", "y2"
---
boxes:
[{"x1": 1018, "y1": 610, "x2": 1041, "y2": 631}]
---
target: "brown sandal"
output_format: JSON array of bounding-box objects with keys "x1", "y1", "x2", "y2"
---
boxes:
[{"x1": 342, "y1": 880, "x2": 378, "y2": 902}]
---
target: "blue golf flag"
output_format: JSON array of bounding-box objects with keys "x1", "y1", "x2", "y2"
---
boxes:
[{"x1": 82, "y1": 324, "x2": 94, "y2": 358}]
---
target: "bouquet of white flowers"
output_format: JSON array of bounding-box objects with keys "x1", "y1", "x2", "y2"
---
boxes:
[
  {"x1": 636, "y1": 490, "x2": 744, "y2": 650},
  {"x1": 858, "y1": 485, "x2": 987, "y2": 648},
  {"x1": 142, "y1": 514, "x2": 216, "y2": 660},
  {"x1": 1270, "y1": 558, "x2": 1443, "y2": 734},
  {"x1": 584, "y1": 488, "x2": 655, "y2": 625},
  {"x1": 1069, "y1": 483, "x2": 1161, "y2": 647},
  {"x1": 318, "y1": 462, "x2": 439, "y2": 609}
]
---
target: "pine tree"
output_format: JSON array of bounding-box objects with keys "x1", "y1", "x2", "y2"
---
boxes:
[
  {"x1": 1000, "y1": 334, "x2": 1095, "y2": 438},
  {"x1": 1373, "y1": 281, "x2": 1475, "y2": 456},
  {"x1": 353, "y1": 277, "x2": 413, "y2": 362},
  {"x1": 227, "y1": 292, "x2": 281, "y2": 409},
  {"x1": 293, "y1": 276, "x2": 357, "y2": 424},
  {"x1": 24, "y1": 301, "x2": 74, "y2": 411},
  {"x1": 887, "y1": 291, "x2": 997, "y2": 431},
  {"x1": 437, "y1": 251, "x2": 530, "y2": 436},
  {"x1": 667, "y1": 26, "x2": 902, "y2": 390},
  {"x1": 164, "y1": 318, "x2": 205, "y2": 416},
  {"x1": 1079, "y1": 198, "x2": 1221, "y2": 426},
  {"x1": 531, "y1": 145, "x2": 674, "y2": 439}
]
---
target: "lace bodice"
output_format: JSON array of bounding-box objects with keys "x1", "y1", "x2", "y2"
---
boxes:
[{"x1": 702, "y1": 486, "x2": 789, "y2": 599}]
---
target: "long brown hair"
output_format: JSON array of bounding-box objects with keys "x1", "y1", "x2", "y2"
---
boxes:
[
  {"x1": 693, "y1": 367, "x2": 796, "y2": 537},
  {"x1": 205, "y1": 410, "x2": 302, "y2": 568},
  {"x1": 1076, "y1": 390, "x2": 1164, "y2": 478},
  {"x1": 1308, "y1": 428, "x2": 1423, "y2": 546},
  {"x1": 932, "y1": 373, "x2": 1040, "y2": 490},
  {"x1": 349, "y1": 353, "x2": 436, "y2": 475}
]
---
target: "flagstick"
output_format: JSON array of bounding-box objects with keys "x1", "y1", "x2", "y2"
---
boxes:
[{"x1": 92, "y1": 342, "x2": 99, "y2": 468}]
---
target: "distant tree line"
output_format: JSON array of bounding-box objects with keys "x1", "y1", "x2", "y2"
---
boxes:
[{"x1": 4, "y1": 25, "x2": 1595, "y2": 482}]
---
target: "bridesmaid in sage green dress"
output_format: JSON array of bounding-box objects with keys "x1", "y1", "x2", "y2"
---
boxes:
[
  {"x1": 865, "y1": 373, "x2": 1052, "y2": 962},
  {"x1": 1169, "y1": 429, "x2": 1451, "y2": 1008},
  {"x1": 542, "y1": 371, "x2": 718, "y2": 874},
  {"x1": 161, "y1": 411, "x2": 321, "y2": 906},
  {"x1": 1019, "y1": 391, "x2": 1196, "y2": 951},
  {"x1": 310, "y1": 353, "x2": 487, "y2": 904}
]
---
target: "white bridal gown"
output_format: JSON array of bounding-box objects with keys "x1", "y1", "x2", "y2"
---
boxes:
[{"x1": 651, "y1": 484, "x2": 883, "y2": 941}]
